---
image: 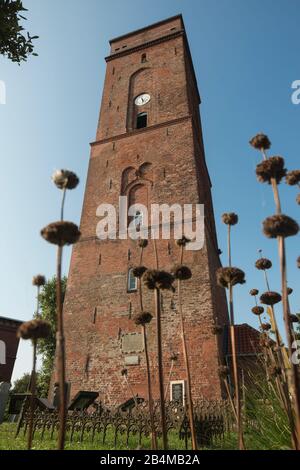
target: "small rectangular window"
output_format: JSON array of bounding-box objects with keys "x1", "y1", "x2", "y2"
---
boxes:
[
  {"x1": 127, "y1": 269, "x2": 137, "y2": 292},
  {"x1": 136, "y1": 112, "x2": 147, "y2": 129},
  {"x1": 170, "y1": 380, "x2": 185, "y2": 405}
]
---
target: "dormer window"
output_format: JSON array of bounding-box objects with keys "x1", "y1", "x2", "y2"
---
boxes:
[{"x1": 136, "y1": 112, "x2": 147, "y2": 129}]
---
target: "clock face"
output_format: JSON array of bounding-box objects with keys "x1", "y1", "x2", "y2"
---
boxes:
[{"x1": 135, "y1": 93, "x2": 151, "y2": 106}]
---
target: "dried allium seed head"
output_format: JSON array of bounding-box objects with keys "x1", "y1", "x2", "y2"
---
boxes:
[
  {"x1": 121, "y1": 368, "x2": 128, "y2": 377},
  {"x1": 138, "y1": 239, "x2": 148, "y2": 249},
  {"x1": 132, "y1": 266, "x2": 147, "y2": 279},
  {"x1": 263, "y1": 214, "x2": 299, "y2": 239},
  {"x1": 289, "y1": 314, "x2": 299, "y2": 324},
  {"x1": 222, "y1": 213, "x2": 238, "y2": 226},
  {"x1": 260, "y1": 291, "x2": 282, "y2": 306},
  {"x1": 256, "y1": 157, "x2": 286, "y2": 184},
  {"x1": 170, "y1": 353, "x2": 178, "y2": 362},
  {"x1": 143, "y1": 270, "x2": 175, "y2": 291},
  {"x1": 249, "y1": 133, "x2": 271, "y2": 150},
  {"x1": 17, "y1": 319, "x2": 51, "y2": 340},
  {"x1": 216, "y1": 267, "x2": 246, "y2": 289},
  {"x1": 287, "y1": 287, "x2": 293, "y2": 295},
  {"x1": 32, "y1": 274, "x2": 46, "y2": 287},
  {"x1": 286, "y1": 170, "x2": 300, "y2": 186},
  {"x1": 252, "y1": 306, "x2": 264, "y2": 316},
  {"x1": 172, "y1": 265, "x2": 192, "y2": 281},
  {"x1": 218, "y1": 366, "x2": 229, "y2": 378},
  {"x1": 261, "y1": 323, "x2": 271, "y2": 331},
  {"x1": 255, "y1": 258, "x2": 272, "y2": 270},
  {"x1": 52, "y1": 169, "x2": 79, "y2": 190},
  {"x1": 41, "y1": 221, "x2": 81, "y2": 246},
  {"x1": 249, "y1": 288, "x2": 259, "y2": 296},
  {"x1": 211, "y1": 324, "x2": 223, "y2": 335},
  {"x1": 133, "y1": 311, "x2": 153, "y2": 326},
  {"x1": 176, "y1": 236, "x2": 191, "y2": 247},
  {"x1": 298, "y1": 256, "x2": 300, "y2": 269},
  {"x1": 296, "y1": 194, "x2": 300, "y2": 205}
]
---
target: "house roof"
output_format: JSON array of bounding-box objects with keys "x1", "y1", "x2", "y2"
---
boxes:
[
  {"x1": 224, "y1": 323, "x2": 262, "y2": 356},
  {"x1": 0, "y1": 316, "x2": 23, "y2": 329}
]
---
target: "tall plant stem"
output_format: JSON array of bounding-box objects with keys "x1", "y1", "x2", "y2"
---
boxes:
[
  {"x1": 123, "y1": 375, "x2": 138, "y2": 406},
  {"x1": 142, "y1": 323, "x2": 157, "y2": 450},
  {"x1": 267, "y1": 169, "x2": 300, "y2": 448},
  {"x1": 261, "y1": 146, "x2": 299, "y2": 448},
  {"x1": 56, "y1": 245, "x2": 66, "y2": 450},
  {"x1": 178, "y1": 279, "x2": 197, "y2": 450},
  {"x1": 154, "y1": 287, "x2": 168, "y2": 449},
  {"x1": 61, "y1": 187, "x2": 67, "y2": 221},
  {"x1": 164, "y1": 360, "x2": 175, "y2": 401},
  {"x1": 35, "y1": 286, "x2": 40, "y2": 318},
  {"x1": 137, "y1": 244, "x2": 157, "y2": 450},
  {"x1": 153, "y1": 239, "x2": 159, "y2": 270},
  {"x1": 227, "y1": 225, "x2": 232, "y2": 267},
  {"x1": 229, "y1": 285, "x2": 245, "y2": 450},
  {"x1": 278, "y1": 236, "x2": 300, "y2": 448},
  {"x1": 27, "y1": 339, "x2": 37, "y2": 450}
]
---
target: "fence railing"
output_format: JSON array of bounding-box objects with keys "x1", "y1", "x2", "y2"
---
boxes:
[{"x1": 18, "y1": 399, "x2": 233, "y2": 448}]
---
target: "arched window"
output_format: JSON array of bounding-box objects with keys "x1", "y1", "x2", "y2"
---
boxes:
[
  {"x1": 141, "y1": 53, "x2": 147, "y2": 63},
  {"x1": 127, "y1": 268, "x2": 137, "y2": 292},
  {"x1": 136, "y1": 112, "x2": 147, "y2": 129}
]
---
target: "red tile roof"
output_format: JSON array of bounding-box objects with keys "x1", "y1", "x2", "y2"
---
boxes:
[{"x1": 224, "y1": 323, "x2": 262, "y2": 356}]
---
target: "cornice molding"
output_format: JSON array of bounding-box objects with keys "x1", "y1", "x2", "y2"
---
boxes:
[
  {"x1": 105, "y1": 30, "x2": 184, "y2": 62},
  {"x1": 90, "y1": 115, "x2": 192, "y2": 147}
]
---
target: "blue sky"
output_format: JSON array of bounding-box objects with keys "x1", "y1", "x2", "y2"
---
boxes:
[{"x1": 0, "y1": 0, "x2": 299, "y2": 384}]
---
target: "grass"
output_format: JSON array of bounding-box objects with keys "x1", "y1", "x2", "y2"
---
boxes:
[
  {"x1": 0, "y1": 423, "x2": 236, "y2": 451},
  {"x1": 0, "y1": 423, "x2": 189, "y2": 450}
]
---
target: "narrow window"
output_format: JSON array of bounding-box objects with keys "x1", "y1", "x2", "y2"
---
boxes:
[
  {"x1": 133, "y1": 210, "x2": 143, "y2": 228},
  {"x1": 141, "y1": 53, "x2": 147, "y2": 63},
  {"x1": 92, "y1": 308, "x2": 97, "y2": 324},
  {"x1": 127, "y1": 268, "x2": 137, "y2": 292},
  {"x1": 85, "y1": 354, "x2": 90, "y2": 375},
  {"x1": 0, "y1": 340, "x2": 6, "y2": 365},
  {"x1": 170, "y1": 380, "x2": 185, "y2": 405},
  {"x1": 136, "y1": 112, "x2": 147, "y2": 129}
]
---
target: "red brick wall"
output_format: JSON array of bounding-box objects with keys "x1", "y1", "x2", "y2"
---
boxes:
[{"x1": 61, "y1": 17, "x2": 229, "y2": 405}]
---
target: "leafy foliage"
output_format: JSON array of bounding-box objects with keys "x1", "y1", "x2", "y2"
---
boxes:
[
  {"x1": 34, "y1": 276, "x2": 67, "y2": 397},
  {"x1": 0, "y1": 0, "x2": 38, "y2": 63},
  {"x1": 11, "y1": 372, "x2": 42, "y2": 396}
]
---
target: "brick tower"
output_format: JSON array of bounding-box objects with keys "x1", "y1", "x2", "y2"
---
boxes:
[{"x1": 63, "y1": 15, "x2": 229, "y2": 405}]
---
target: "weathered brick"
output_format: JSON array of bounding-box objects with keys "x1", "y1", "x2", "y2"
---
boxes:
[{"x1": 58, "y1": 15, "x2": 229, "y2": 405}]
